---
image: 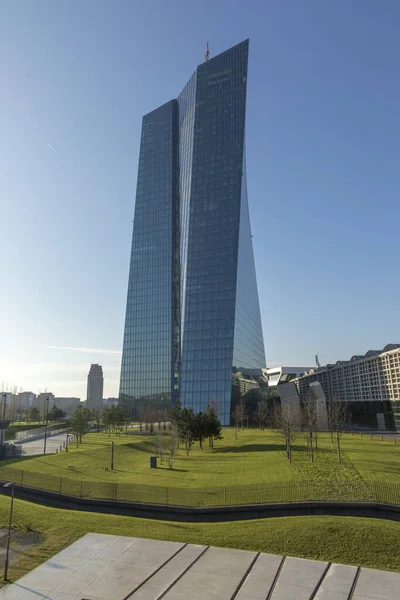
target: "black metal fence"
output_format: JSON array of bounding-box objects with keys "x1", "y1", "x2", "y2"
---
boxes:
[{"x1": 0, "y1": 466, "x2": 399, "y2": 508}]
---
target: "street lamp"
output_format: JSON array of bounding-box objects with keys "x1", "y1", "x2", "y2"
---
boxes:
[
  {"x1": 1, "y1": 394, "x2": 6, "y2": 446},
  {"x1": 43, "y1": 397, "x2": 49, "y2": 455},
  {"x1": 3, "y1": 482, "x2": 14, "y2": 581}
]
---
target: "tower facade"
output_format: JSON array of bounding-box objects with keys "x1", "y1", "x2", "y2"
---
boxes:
[
  {"x1": 87, "y1": 364, "x2": 104, "y2": 411},
  {"x1": 120, "y1": 40, "x2": 265, "y2": 425}
]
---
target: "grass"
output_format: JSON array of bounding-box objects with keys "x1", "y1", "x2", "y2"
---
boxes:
[
  {"x1": 2, "y1": 428, "x2": 400, "y2": 488},
  {"x1": 2, "y1": 495, "x2": 400, "y2": 582}
]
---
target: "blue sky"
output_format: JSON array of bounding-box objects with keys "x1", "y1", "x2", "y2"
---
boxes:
[{"x1": 1, "y1": 1, "x2": 400, "y2": 399}]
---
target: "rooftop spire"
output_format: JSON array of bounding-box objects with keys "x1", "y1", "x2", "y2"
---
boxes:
[{"x1": 205, "y1": 41, "x2": 210, "y2": 61}]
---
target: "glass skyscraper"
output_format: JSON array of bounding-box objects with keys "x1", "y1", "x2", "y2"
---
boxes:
[{"x1": 119, "y1": 40, "x2": 265, "y2": 425}]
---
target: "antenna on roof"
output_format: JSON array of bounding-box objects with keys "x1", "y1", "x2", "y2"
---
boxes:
[
  {"x1": 205, "y1": 41, "x2": 210, "y2": 61},
  {"x1": 315, "y1": 354, "x2": 321, "y2": 369}
]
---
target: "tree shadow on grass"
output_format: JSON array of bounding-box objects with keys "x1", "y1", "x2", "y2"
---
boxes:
[{"x1": 212, "y1": 443, "x2": 287, "y2": 454}]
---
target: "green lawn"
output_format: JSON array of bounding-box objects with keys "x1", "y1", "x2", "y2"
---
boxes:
[
  {"x1": 2, "y1": 428, "x2": 400, "y2": 489},
  {"x1": 2, "y1": 495, "x2": 400, "y2": 582}
]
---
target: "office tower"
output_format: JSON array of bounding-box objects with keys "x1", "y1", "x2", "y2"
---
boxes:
[
  {"x1": 86, "y1": 364, "x2": 104, "y2": 411},
  {"x1": 120, "y1": 40, "x2": 265, "y2": 425}
]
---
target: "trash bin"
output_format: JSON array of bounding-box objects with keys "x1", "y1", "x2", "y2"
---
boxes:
[{"x1": 150, "y1": 456, "x2": 157, "y2": 468}]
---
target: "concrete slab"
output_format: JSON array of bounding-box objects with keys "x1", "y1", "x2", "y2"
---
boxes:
[
  {"x1": 354, "y1": 567, "x2": 400, "y2": 599},
  {"x1": 15, "y1": 555, "x2": 87, "y2": 592},
  {"x1": 314, "y1": 563, "x2": 358, "y2": 599},
  {"x1": 57, "y1": 533, "x2": 117, "y2": 559},
  {"x1": 235, "y1": 553, "x2": 283, "y2": 599},
  {"x1": 128, "y1": 544, "x2": 207, "y2": 599},
  {"x1": 189, "y1": 545, "x2": 256, "y2": 577},
  {"x1": 1, "y1": 534, "x2": 399, "y2": 600}
]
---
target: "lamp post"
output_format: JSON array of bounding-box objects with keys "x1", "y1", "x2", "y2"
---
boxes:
[
  {"x1": 3, "y1": 482, "x2": 14, "y2": 581},
  {"x1": 1, "y1": 394, "x2": 6, "y2": 446},
  {"x1": 43, "y1": 397, "x2": 49, "y2": 455}
]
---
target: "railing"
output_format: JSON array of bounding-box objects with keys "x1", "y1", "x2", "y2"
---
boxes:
[{"x1": 0, "y1": 466, "x2": 399, "y2": 508}]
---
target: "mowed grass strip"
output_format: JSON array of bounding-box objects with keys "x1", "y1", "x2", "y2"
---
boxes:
[
  {"x1": 1, "y1": 429, "x2": 400, "y2": 490},
  {"x1": 2, "y1": 495, "x2": 400, "y2": 583}
]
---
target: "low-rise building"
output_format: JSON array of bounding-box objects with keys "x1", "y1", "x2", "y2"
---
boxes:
[
  {"x1": 296, "y1": 344, "x2": 400, "y2": 430},
  {"x1": 53, "y1": 397, "x2": 81, "y2": 416}
]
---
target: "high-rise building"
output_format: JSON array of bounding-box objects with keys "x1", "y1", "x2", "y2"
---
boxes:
[
  {"x1": 86, "y1": 364, "x2": 104, "y2": 411},
  {"x1": 120, "y1": 40, "x2": 266, "y2": 425}
]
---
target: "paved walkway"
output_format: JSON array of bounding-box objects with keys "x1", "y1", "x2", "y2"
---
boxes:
[
  {"x1": 0, "y1": 533, "x2": 399, "y2": 599},
  {"x1": 11, "y1": 432, "x2": 69, "y2": 456}
]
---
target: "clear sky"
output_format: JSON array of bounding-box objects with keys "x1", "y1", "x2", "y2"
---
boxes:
[{"x1": 1, "y1": 0, "x2": 400, "y2": 399}]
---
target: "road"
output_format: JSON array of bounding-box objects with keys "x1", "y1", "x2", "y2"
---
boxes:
[{"x1": 12, "y1": 432, "x2": 70, "y2": 456}]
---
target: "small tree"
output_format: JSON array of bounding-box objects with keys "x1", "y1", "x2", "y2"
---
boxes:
[
  {"x1": 255, "y1": 400, "x2": 269, "y2": 431},
  {"x1": 164, "y1": 430, "x2": 179, "y2": 468},
  {"x1": 205, "y1": 404, "x2": 222, "y2": 448},
  {"x1": 68, "y1": 409, "x2": 89, "y2": 446},
  {"x1": 327, "y1": 396, "x2": 349, "y2": 463},
  {"x1": 48, "y1": 405, "x2": 66, "y2": 421},
  {"x1": 302, "y1": 392, "x2": 318, "y2": 463},
  {"x1": 274, "y1": 401, "x2": 299, "y2": 463},
  {"x1": 177, "y1": 407, "x2": 195, "y2": 455},
  {"x1": 26, "y1": 406, "x2": 40, "y2": 423},
  {"x1": 232, "y1": 400, "x2": 246, "y2": 438}
]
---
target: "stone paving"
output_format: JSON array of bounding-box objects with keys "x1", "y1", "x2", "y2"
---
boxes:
[{"x1": 0, "y1": 533, "x2": 399, "y2": 599}]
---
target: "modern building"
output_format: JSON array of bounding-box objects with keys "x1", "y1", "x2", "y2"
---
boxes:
[
  {"x1": 120, "y1": 40, "x2": 266, "y2": 424},
  {"x1": 53, "y1": 397, "x2": 81, "y2": 416},
  {"x1": 267, "y1": 366, "x2": 313, "y2": 388},
  {"x1": 296, "y1": 344, "x2": 400, "y2": 430},
  {"x1": 86, "y1": 364, "x2": 104, "y2": 411}
]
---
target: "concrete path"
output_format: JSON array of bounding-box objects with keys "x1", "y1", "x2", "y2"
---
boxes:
[
  {"x1": 0, "y1": 533, "x2": 399, "y2": 599},
  {"x1": 12, "y1": 432, "x2": 70, "y2": 456}
]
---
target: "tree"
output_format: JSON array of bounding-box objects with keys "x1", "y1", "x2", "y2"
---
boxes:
[
  {"x1": 274, "y1": 401, "x2": 299, "y2": 463},
  {"x1": 302, "y1": 392, "x2": 318, "y2": 463},
  {"x1": 102, "y1": 407, "x2": 112, "y2": 437},
  {"x1": 68, "y1": 409, "x2": 89, "y2": 445},
  {"x1": 177, "y1": 407, "x2": 195, "y2": 455},
  {"x1": 164, "y1": 430, "x2": 179, "y2": 468},
  {"x1": 255, "y1": 400, "x2": 269, "y2": 431},
  {"x1": 192, "y1": 412, "x2": 207, "y2": 450},
  {"x1": 232, "y1": 400, "x2": 246, "y2": 438},
  {"x1": 205, "y1": 404, "x2": 222, "y2": 448},
  {"x1": 92, "y1": 409, "x2": 102, "y2": 433},
  {"x1": 327, "y1": 396, "x2": 350, "y2": 463},
  {"x1": 48, "y1": 405, "x2": 66, "y2": 421},
  {"x1": 26, "y1": 406, "x2": 40, "y2": 423}
]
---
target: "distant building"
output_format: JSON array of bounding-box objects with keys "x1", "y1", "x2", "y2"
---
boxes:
[
  {"x1": 34, "y1": 393, "x2": 55, "y2": 417},
  {"x1": 53, "y1": 397, "x2": 81, "y2": 416},
  {"x1": 86, "y1": 365, "x2": 104, "y2": 411},
  {"x1": 267, "y1": 366, "x2": 313, "y2": 390},
  {"x1": 103, "y1": 398, "x2": 118, "y2": 409},
  {"x1": 296, "y1": 344, "x2": 400, "y2": 430},
  {"x1": 17, "y1": 391, "x2": 36, "y2": 410}
]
